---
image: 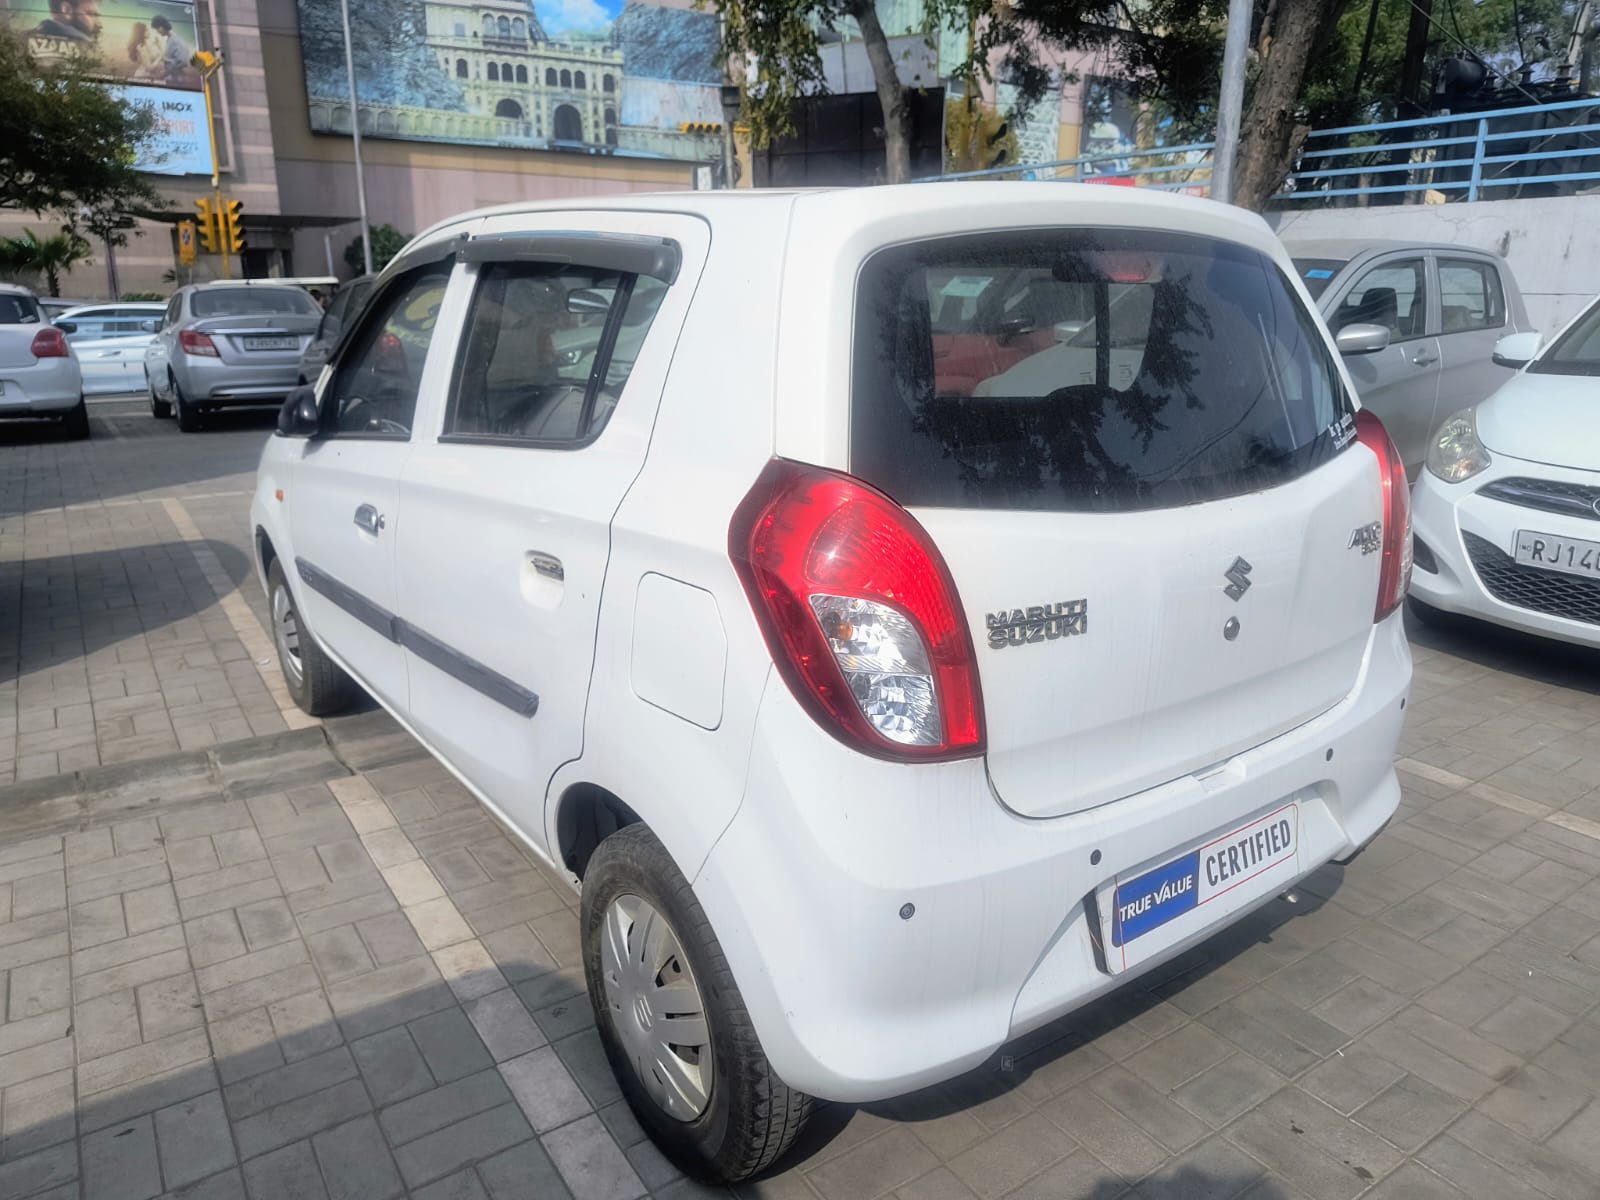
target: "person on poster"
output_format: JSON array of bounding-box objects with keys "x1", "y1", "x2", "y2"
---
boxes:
[
  {"x1": 151, "y1": 14, "x2": 193, "y2": 83},
  {"x1": 29, "y1": 0, "x2": 103, "y2": 42},
  {"x1": 127, "y1": 20, "x2": 166, "y2": 78}
]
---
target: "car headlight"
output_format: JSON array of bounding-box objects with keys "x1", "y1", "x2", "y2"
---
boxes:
[{"x1": 1427, "y1": 408, "x2": 1492, "y2": 483}]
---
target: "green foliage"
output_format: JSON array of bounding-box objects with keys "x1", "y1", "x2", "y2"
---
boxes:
[
  {"x1": 345, "y1": 224, "x2": 410, "y2": 273},
  {"x1": 0, "y1": 228, "x2": 94, "y2": 296},
  {"x1": 0, "y1": 32, "x2": 166, "y2": 233},
  {"x1": 120, "y1": 291, "x2": 166, "y2": 301}
]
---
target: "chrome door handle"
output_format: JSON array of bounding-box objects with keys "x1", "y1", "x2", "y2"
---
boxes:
[
  {"x1": 527, "y1": 551, "x2": 563, "y2": 580},
  {"x1": 353, "y1": 504, "x2": 386, "y2": 535},
  {"x1": 1411, "y1": 350, "x2": 1438, "y2": 366}
]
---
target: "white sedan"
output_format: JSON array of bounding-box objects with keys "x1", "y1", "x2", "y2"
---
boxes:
[
  {"x1": 1410, "y1": 295, "x2": 1600, "y2": 646},
  {"x1": 57, "y1": 302, "x2": 164, "y2": 395}
]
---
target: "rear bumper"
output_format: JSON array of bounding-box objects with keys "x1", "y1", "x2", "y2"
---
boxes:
[
  {"x1": 1410, "y1": 462, "x2": 1600, "y2": 648},
  {"x1": 694, "y1": 611, "x2": 1411, "y2": 1102},
  {"x1": 177, "y1": 358, "x2": 300, "y2": 404},
  {"x1": 0, "y1": 358, "x2": 82, "y2": 414}
]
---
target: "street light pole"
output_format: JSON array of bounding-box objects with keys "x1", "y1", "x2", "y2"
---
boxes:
[
  {"x1": 193, "y1": 51, "x2": 230, "y2": 278},
  {"x1": 339, "y1": 0, "x2": 373, "y2": 274},
  {"x1": 1211, "y1": 0, "x2": 1253, "y2": 205}
]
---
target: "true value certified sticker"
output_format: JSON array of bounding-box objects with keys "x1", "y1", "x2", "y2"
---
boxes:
[{"x1": 1110, "y1": 803, "x2": 1300, "y2": 952}]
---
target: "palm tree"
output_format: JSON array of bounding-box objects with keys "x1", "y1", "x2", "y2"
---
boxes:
[{"x1": 0, "y1": 229, "x2": 93, "y2": 297}]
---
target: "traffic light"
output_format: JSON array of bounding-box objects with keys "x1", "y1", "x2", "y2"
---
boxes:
[
  {"x1": 195, "y1": 197, "x2": 218, "y2": 253},
  {"x1": 224, "y1": 200, "x2": 245, "y2": 254},
  {"x1": 678, "y1": 122, "x2": 722, "y2": 136}
]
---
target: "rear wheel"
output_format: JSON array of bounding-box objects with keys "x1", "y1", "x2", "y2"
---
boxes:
[
  {"x1": 582, "y1": 823, "x2": 811, "y2": 1182},
  {"x1": 267, "y1": 558, "x2": 357, "y2": 715},
  {"x1": 172, "y1": 374, "x2": 201, "y2": 432},
  {"x1": 148, "y1": 372, "x2": 171, "y2": 419},
  {"x1": 62, "y1": 396, "x2": 90, "y2": 440}
]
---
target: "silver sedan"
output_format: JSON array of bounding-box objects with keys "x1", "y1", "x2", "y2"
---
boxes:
[{"x1": 145, "y1": 283, "x2": 322, "y2": 431}]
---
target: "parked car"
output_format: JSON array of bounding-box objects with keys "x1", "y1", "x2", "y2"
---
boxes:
[
  {"x1": 251, "y1": 186, "x2": 1413, "y2": 1181},
  {"x1": 38, "y1": 296, "x2": 101, "y2": 321},
  {"x1": 1282, "y1": 239, "x2": 1533, "y2": 476},
  {"x1": 1410, "y1": 294, "x2": 1600, "y2": 646},
  {"x1": 56, "y1": 301, "x2": 164, "y2": 395},
  {"x1": 145, "y1": 282, "x2": 323, "y2": 430},
  {"x1": 0, "y1": 284, "x2": 87, "y2": 437},
  {"x1": 297, "y1": 273, "x2": 373, "y2": 385}
]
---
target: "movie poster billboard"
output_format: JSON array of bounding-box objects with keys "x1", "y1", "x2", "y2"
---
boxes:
[
  {"x1": 3, "y1": 0, "x2": 211, "y2": 174},
  {"x1": 295, "y1": 0, "x2": 724, "y2": 161}
]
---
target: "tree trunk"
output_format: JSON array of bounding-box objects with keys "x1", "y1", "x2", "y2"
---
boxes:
[
  {"x1": 843, "y1": 0, "x2": 912, "y2": 184},
  {"x1": 1230, "y1": 0, "x2": 1347, "y2": 210}
]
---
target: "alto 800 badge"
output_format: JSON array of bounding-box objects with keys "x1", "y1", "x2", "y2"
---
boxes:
[{"x1": 986, "y1": 600, "x2": 1088, "y2": 649}]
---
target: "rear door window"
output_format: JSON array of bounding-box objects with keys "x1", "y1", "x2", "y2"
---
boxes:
[
  {"x1": 0, "y1": 295, "x2": 42, "y2": 324},
  {"x1": 1437, "y1": 259, "x2": 1505, "y2": 333},
  {"x1": 852, "y1": 229, "x2": 1353, "y2": 513}
]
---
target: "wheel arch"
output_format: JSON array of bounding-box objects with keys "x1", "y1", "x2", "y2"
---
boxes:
[{"x1": 555, "y1": 781, "x2": 641, "y2": 880}]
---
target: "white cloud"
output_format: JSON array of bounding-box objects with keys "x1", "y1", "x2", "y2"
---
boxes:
[{"x1": 534, "y1": 0, "x2": 616, "y2": 36}]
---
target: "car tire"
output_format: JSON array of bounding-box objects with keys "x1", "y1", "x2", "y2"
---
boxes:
[
  {"x1": 148, "y1": 373, "x2": 171, "y2": 419},
  {"x1": 172, "y1": 374, "x2": 201, "y2": 432},
  {"x1": 62, "y1": 396, "x2": 90, "y2": 440},
  {"x1": 581, "y1": 823, "x2": 811, "y2": 1183},
  {"x1": 267, "y1": 558, "x2": 358, "y2": 716}
]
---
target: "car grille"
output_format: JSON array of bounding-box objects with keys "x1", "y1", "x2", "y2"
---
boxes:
[
  {"x1": 1477, "y1": 476, "x2": 1600, "y2": 522},
  {"x1": 1463, "y1": 532, "x2": 1600, "y2": 626}
]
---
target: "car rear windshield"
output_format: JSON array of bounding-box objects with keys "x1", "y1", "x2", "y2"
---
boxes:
[
  {"x1": 852, "y1": 229, "x2": 1354, "y2": 513},
  {"x1": 0, "y1": 294, "x2": 42, "y2": 324},
  {"x1": 1292, "y1": 258, "x2": 1346, "y2": 299},
  {"x1": 191, "y1": 288, "x2": 319, "y2": 318},
  {"x1": 1529, "y1": 300, "x2": 1600, "y2": 377}
]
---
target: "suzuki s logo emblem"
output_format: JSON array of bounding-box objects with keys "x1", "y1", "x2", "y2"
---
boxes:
[
  {"x1": 1223, "y1": 557, "x2": 1253, "y2": 601},
  {"x1": 1348, "y1": 522, "x2": 1382, "y2": 555}
]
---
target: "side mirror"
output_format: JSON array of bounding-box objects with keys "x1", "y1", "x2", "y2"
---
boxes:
[
  {"x1": 1052, "y1": 320, "x2": 1089, "y2": 343},
  {"x1": 276, "y1": 385, "x2": 320, "y2": 438},
  {"x1": 1492, "y1": 330, "x2": 1541, "y2": 368},
  {"x1": 566, "y1": 288, "x2": 611, "y2": 315},
  {"x1": 1335, "y1": 323, "x2": 1391, "y2": 355},
  {"x1": 53, "y1": 320, "x2": 77, "y2": 334},
  {"x1": 139, "y1": 318, "x2": 158, "y2": 333}
]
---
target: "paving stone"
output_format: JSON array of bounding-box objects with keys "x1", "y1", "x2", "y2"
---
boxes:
[
  {"x1": 224, "y1": 1046, "x2": 360, "y2": 1121},
  {"x1": 232, "y1": 1077, "x2": 373, "y2": 1161},
  {"x1": 82, "y1": 1114, "x2": 162, "y2": 1200},
  {"x1": 499, "y1": 1045, "x2": 592, "y2": 1134},
  {"x1": 410, "y1": 1006, "x2": 494, "y2": 1084},
  {"x1": 1125, "y1": 1022, "x2": 1234, "y2": 1092},
  {"x1": 1351, "y1": 1074, "x2": 1466, "y2": 1151},
  {"x1": 75, "y1": 989, "x2": 142, "y2": 1059},
  {"x1": 70, "y1": 894, "x2": 127, "y2": 948},
  {"x1": 1087, "y1": 1065, "x2": 1209, "y2": 1154},
  {"x1": 312, "y1": 1114, "x2": 404, "y2": 1200},
  {"x1": 184, "y1": 911, "x2": 247, "y2": 968},
  {"x1": 307, "y1": 925, "x2": 375, "y2": 984},
  {"x1": 392, "y1": 1102, "x2": 535, "y2": 1190},
  {"x1": 380, "y1": 1068, "x2": 514, "y2": 1146},
  {"x1": 1476, "y1": 1063, "x2": 1590, "y2": 1141},
  {"x1": 235, "y1": 897, "x2": 296, "y2": 951},
  {"x1": 432, "y1": 939, "x2": 508, "y2": 1003},
  {"x1": 7, "y1": 955, "x2": 69, "y2": 1020},
  {"x1": 412, "y1": 1169, "x2": 490, "y2": 1200},
  {"x1": 101, "y1": 958, "x2": 191, "y2": 1044},
  {"x1": 241, "y1": 1139, "x2": 329, "y2": 1200},
  {"x1": 1172, "y1": 1052, "x2": 1287, "y2": 1129},
  {"x1": 477, "y1": 1138, "x2": 574, "y2": 1200},
  {"x1": 543, "y1": 1112, "x2": 649, "y2": 1200},
  {"x1": 0, "y1": 1141, "x2": 77, "y2": 1200},
  {"x1": 209, "y1": 1008, "x2": 286, "y2": 1084},
  {"x1": 79, "y1": 1027, "x2": 213, "y2": 1098},
  {"x1": 1451, "y1": 1109, "x2": 1600, "y2": 1200},
  {"x1": 464, "y1": 987, "x2": 547, "y2": 1062},
  {"x1": 122, "y1": 882, "x2": 179, "y2": 935},
  {"x1": 1129, "y1": 1136, "x2": 1268, "y2": 1200},
  {"x1": 1415, "y1": 1134, "x2": 1552, "y2": 1200},
  {"x1": 153, "y1": 1091, "x2": 237, "y2": 1190},
  {"x1": 265, "y1": 990, "x2": 342, "y2": 1062},
  {"x1": 406, "y1": 896, "x2": 475, "y2": 951},
  {"x1": 1474, "y1": 994, "x2": 1574, "y2": 1057},
  {"x1": 1, "y1": 1067, "x2": 76, "y2": 1160},
  {"x1": 196, "y1": 939, "x2": 310, "y2": 996},
  {"x1": 201, "y1": 963, "x2": 323, "y2": 1024}
]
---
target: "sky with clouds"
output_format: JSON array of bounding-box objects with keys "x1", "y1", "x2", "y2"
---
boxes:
[{"x1": 532, "y1": 0, "x2": 624, "y2": 37}]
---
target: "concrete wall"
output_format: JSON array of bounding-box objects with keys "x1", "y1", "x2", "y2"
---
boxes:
[{"x1": 1270, "y1": 195, "x2": 1599, "y2": 337}]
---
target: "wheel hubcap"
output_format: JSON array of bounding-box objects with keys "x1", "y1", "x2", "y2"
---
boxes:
[
  {"x1": 271, "y1": 583, "x2": 304, "y2": 688},
  {"x1": 601, "y1": 894, "x2": 713, "y2": 1122}
]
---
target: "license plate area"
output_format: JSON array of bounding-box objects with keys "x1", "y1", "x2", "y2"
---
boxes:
[
  {"x1": 1514, "y1": 531, "x2": 1600, "y2": 581},
  {"x1": 1095, "y1": 802, "x2": 1301, "y2": 974},
  {"x1": 243, "y1": 336, "x2": 297, "y2": 351}
]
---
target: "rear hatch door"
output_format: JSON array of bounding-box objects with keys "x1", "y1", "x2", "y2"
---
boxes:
[{"x1": 851, "y1": 227, "x2": 1382, "y2": 818}]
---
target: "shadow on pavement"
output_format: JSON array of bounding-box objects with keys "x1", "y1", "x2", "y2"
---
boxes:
[{"x1": 1405, "y1": 600, "x2": 1600, "y2": 695}]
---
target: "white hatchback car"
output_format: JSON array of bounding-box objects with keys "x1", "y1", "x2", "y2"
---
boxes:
[
  {"x1": 1411, "y1": 295, "x2": 1600, "y2": 646},
  {"x1": 0, "y1": 284, "x2": 87, "y2": 437},
  {"x1": 251, "y1": 185, "x2": 1413, "y2": 1180}
]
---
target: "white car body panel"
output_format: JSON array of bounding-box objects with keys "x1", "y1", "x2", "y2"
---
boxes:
[
  {"x1": 252, "y1": 184, "x2": 1410, "y2": 1104},
  {"x1": 0, "y1": 311, "x2": 82, "y2": 413}
]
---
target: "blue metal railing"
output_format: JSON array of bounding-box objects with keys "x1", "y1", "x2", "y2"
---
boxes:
[{"x1": 918, "y1": 95, "x2": 1600, "y2": 205}]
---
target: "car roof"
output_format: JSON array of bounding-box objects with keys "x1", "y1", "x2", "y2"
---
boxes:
[
  {"x1": 61, "y1": 302, "x2": 165, "y2": 313},
  {"x1": 1279, "y1": 237, "x2": 1502, "y2": 263},
  {"x1": 407, "y1": 181, "x2": 1283, "y2": 264},
  {"x1": 0, "y1": 283, "x2": 37, "y2": 298}
]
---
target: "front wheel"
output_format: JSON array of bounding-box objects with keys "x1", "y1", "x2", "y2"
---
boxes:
[
  {"x1": 267, "y1": 558, "x2": 357, "y2": 716},
  {"x1": 148, "y1": 372, "x2": 171, "y2": 419},
  {"x1": 582, "y1": 823, "x2": 811, "y2": 1182}
]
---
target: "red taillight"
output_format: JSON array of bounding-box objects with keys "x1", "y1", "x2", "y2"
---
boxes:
[
  {"x1": 1355, "y1": 409, "x2": 1412, "y2": 622},
  {"x1": 29, "y1": 328, "x2": 68, "y2": 358},
  {"x1": 179, "y1": 329, "x2": 219, "y2": 357},
  {"x1": 729, "y1": 459, "x2": 985, "y2": 761}
]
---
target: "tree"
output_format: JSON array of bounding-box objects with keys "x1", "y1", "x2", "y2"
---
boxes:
[
  {"x1": 0, "y1": 32, "x2": 166, "y2": 228},
  {"x1": 345, "y1": 224, "x2": 410, "y2": 274},
  {"x1": 0, "y1": 229, "x2": 94, "y2": 296}
]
